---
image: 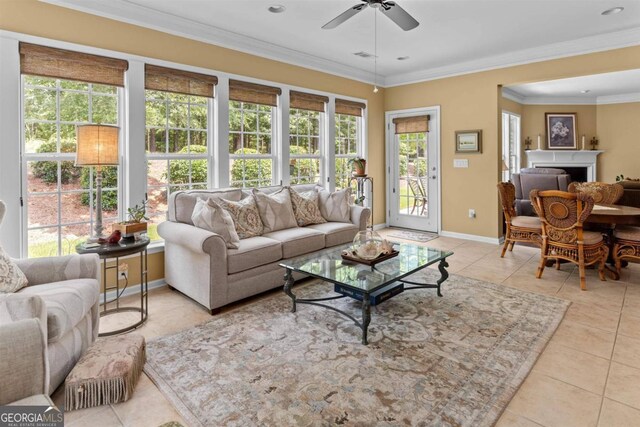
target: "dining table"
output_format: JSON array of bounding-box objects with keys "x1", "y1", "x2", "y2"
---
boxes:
[{"x1": 586, "y1": 204, "x2": 640, "y2": 280}]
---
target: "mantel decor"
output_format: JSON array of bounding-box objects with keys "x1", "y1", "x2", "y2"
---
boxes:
[
  {"x1": 455, "y1": 130, "x2": 482, "y2": 153},
  {"x1": 546, "y1": 113, "x2": 577, "y2": 149}
]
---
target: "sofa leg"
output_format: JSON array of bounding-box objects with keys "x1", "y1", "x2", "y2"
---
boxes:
[{"x1": 210, "y1": 308, "x2": 222, "y2": 316}]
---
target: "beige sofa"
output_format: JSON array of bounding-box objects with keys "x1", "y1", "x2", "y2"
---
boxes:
[{"x1": 158, "y1": 184, "x2": 371, "y2": 314}]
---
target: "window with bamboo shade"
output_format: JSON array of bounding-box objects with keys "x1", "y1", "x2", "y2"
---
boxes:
[
  {"x1": 289, "y1": 91, "x2": 326, "y2": 185},
  {"x1": 392, "y1": 115, "x2": 430, "y2": 134},
  {"x1": 145, "y1": 64, "x2": 217, "y2": 98}
]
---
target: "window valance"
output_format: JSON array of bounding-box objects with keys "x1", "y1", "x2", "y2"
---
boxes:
[
  {"x1": 335, "y1": 99, "x2": 366, "y2": 117},
  {"x1": 229, "y1": 80, "x2": 282, "y2": 106},
  {"x1": 145, "y1": 64, "x2": 217, "y2": 98},
  {"x1": 392, "y1": 115, "x2": 430, "y2": 134},
  {"x1": 290, "y1": 91, "x2": 329, "y2": 112}
]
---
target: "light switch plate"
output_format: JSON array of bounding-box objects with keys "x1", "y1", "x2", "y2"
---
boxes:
[{"x1": 453, "y1": 159, "x2": 469, "y2": 168}]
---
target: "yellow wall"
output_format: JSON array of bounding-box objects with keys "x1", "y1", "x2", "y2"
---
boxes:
[
  {"x1": 2, "y1": 0, "x2": 640, "y2": 245},
  {"x1": 385, "y1": 47, "x2": 640, "y2": 238},
  {"x1": 597, "y1": 102, "x2": 640, "y2": 182}
]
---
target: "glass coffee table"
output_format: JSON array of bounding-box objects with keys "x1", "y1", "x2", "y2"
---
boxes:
[{"x1": 280, "y1": 242, "x2": 453, "y2": 345}]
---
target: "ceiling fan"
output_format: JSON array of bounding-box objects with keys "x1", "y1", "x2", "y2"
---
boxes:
[{"x1": 322, "y1": 0, "x2": 419, "y2": 31}]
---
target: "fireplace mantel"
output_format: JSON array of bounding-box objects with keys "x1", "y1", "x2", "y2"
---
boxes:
[{"x1": 526, "y1": 150, "x2": 604, "y2": 182}]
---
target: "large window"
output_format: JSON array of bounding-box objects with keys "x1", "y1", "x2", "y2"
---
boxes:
[
  {"x1": 334, "y1": 113, "x2": 360, "y2": 189},
  {"x1": 23, "y1": 75, "x2": 120, "y2": 257},
  {"x1": 502, "y1": 111, "x2": 521, "y2": 181},
  {"x1": 289, "y1": 108, "x2": 322, "y2": 185},
  {"x1": 145, "y1": 90, "x2": 209, "y2": 239},
  {"x1": 229, "y1": 101, "x2": 274, "y2": 187}
]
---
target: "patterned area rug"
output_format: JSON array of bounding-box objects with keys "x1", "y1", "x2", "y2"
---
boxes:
[
  {"x1": 145, "y1": 271, "x2": 569, "y2": 427},
  {"x1": 386, "y1": 229, "x2": 439, "y2": 243}
]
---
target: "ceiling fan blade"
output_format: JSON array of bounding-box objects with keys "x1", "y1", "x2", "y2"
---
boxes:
[
  {"x1": 322, "y1": 4, "x2": 366, "y2": 29},
  {"x1": 380, "y1": 2, "x2": 419, "y2": 31}
]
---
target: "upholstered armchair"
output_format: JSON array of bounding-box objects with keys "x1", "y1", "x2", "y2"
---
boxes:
[
  {"x1": 529, "y1": 190, "x2": 608, "y2": 290},
  {"x1": 0, "y1": 200, "x2": 100, "y2": 398},
  {"x1": 512, "y1": 168, "x2": 571, "y2": 216},
  {"x1": 497, "y1": 182, "x2": 542, "y2": 257}
]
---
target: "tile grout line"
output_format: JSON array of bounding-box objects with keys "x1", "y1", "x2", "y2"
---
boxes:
[{"x1": 595, "y1": 282, "x2": 626, "y2": 425}]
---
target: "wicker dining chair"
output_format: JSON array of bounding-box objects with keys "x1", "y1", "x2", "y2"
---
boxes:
[
  {"x1": 497, "y1": 182, "x2": 542, "y2": 257},
  {"x1": 568, "y1": 182, "x2": 624, "y2": 205},
  {"x1": 612, "y1": 226, "x2": 640, "y2": 274},
  {"x1": 530, "y1": 190, "x2": 609, "y2": 290},
  {"x1": 408, "y1": 178, "x2": 426, "y2": 215}
]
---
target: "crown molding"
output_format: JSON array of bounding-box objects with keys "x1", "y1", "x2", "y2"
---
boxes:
[
  {"x1": 597, "y1": 92, "x2": 640, "y2": 104},
  {"x1": 42, "y1": 0, "x2": 640, "y2": 88},
  {"x1": 501, "y1": 87, "x2": 526, "y2": 104},
  {"x1": 41, "y1": 0, "x2": 378, "y2": 85},
  {"x1": 385, "y1": 27, "x2": 640, "y2": 87}
]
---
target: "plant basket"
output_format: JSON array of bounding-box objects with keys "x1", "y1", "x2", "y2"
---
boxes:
[{"x1": 113, "y1": 222, "x2": 147, "y2": 238}]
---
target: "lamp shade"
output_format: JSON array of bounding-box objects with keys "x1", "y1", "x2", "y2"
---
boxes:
[{"x1": 75, "y1": 125, "x2": 119, "y2": 166}]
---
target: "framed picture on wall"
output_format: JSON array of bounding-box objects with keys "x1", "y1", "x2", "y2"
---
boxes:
[
  {"x1": 455, "y1": 130, "x2": 482, "y2": 153},
  {"x1": 546, "y1": 113, "x2": 577, "y2": 149}
]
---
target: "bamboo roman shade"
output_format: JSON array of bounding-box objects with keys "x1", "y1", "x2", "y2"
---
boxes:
[
  {"x1": 290, "y1": 91, "x2": 329, "y2": 112},
  {"x1": 393, "y1": 115, "x2": 430, "y2": 134},
  {"x1": 145, "y1": 64, "x2": 217, "y2": 98},
  {"x1": 19, "y1": 42, "x2": 129, "y2": 87},
  {"x1": 229, "y1": 79, "x2": 282, "y2": 106},
  {"x1": 335, "y1": 99, "x2": 366, "y2": 117}
]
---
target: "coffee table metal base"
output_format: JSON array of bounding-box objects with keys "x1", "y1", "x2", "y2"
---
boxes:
[{"x1": 283, "y1": 258, "x2": 450, "y2": 345}]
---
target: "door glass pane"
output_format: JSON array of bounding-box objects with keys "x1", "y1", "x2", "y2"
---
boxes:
[{"x1": 398, "y1": 132, "x2": 428, "y2": 217}]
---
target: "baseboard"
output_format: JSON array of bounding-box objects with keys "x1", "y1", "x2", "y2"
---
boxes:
[
  {"x1": 439, "y1": 230, "x2": 501, "y2": 245},
  {"x1": 372, "y1": 223, "x2": 388, "y2": 230},
  {"x1": 103, "y1": 278, "x2": 167, "y2": 301}
]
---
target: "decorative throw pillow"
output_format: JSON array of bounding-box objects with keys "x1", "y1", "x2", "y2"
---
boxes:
[
  {"x1": 318, "y1": 188, "x2": 352, "y2": 223},
  {"x1": 289, "y1": 187, "x2": 326, "y2": 227},
  {"x1": 191, "y1": 198, "x2": 240, "y2": 249},
  {"x1": 218, "y1": 196, "x2": 264, "y2": 239},
  {"x1": 252, "y1": 188, "x2": 298, "y2": 233},
  {"x1": 0, "y1": 245, "x2": 28, "y2": 293}
]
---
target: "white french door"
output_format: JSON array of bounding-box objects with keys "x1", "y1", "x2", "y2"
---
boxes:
[{"x1": 386, "y1": 107, "x2": 440, "y2": 232}]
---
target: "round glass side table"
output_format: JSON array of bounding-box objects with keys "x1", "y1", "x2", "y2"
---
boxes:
[{"x1": 76, "y1": 236, "x2": 149, "y2": 336}]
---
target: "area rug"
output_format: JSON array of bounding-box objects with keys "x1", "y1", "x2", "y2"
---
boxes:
[
  {"x1": 144, "y1": 271, "x2": 569, "y2": 427},
  {"x1": 386, "y1": 228, "x2": 439, "y2": 243}
]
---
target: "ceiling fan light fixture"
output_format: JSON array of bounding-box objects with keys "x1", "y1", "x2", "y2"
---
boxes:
[
  {"x1": 601, "y1": 6, "x2": 624, "y2": 15},
  {"x1": 373, "y1": 85, "x2": 379, "y2": 93},
  {"x1": 268, "y1": 5, "x2": 286, "y2": 13}
]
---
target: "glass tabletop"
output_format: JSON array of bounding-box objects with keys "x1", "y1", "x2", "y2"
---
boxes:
[{"x1": 280, "y1": 242, "x2": 453, "y2": 293}]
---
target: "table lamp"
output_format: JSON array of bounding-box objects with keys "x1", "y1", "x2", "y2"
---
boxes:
[{"x1": 76, "y1": 124, "x2": 119, "y2": 242}]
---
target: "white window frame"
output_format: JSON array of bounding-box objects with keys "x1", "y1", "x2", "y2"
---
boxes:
[
  {"x1": 334, "y1": 112, "x2": 363, "y2": 190},
  {"x1": 228, "y1": 100, "x2": 276, "y2": 188},
  {"x1": 288, "y1": 107, "x2": 324, "y2": 186},
  {"x1": 20, "y1": 75, "x2": 123, "y2": 257},
  {"x1": 502, "y1": 110, "x2": 521, "y2": 181}
]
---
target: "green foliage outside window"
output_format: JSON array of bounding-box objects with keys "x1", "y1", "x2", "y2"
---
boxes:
[
  {"x1": 165, "y1": 145, "x2": 208, "y2": 185},
  {"x1": 80, "y1": 167, "x2": 119, "y2": 211},
  {"x1": 32, "y1": 139, "x2": 78, "y2": 184},
  {"x1": 230, "y1": 148, "x2": 272, "y2": 187}
]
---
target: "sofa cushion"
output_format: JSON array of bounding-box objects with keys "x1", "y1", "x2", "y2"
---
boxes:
[
  {"x1": 18, "y1": 279, "x2": 99, "y2": 343},
  {"x1": 218, "y1": 196, "x2": 264, "y2": 239},
  {"x1": 511, "y1": 216, "x2": 542, "y2": 229},
  {"x1": 252, "y1": 188, "x2": 298, "y2": 233},
  {"x1": 169, "y1": 188, "x2": 243, "y2": 225},
  {"x1": 0, "y1": 245, "x2": 28, "y2": 293},
  {"x1": 191, "y1": 198, "x2": 240, "y2": 249},
  {"x1": 227, "y1": 237, "x2": 282, "y2": 274},
  {"x1": 614, "y1": 226, "x2": 640, "y2": 241},
  {"x1": 307, "y1": 222, "x2": 359, "y2": 247},
  {"x1": 318, "y1": 188, "x2": 351, "y2": 223},
  {"x1": 263, "y1": 227, "x2": 325, "y2": 258},
  {"x1": 289, "y1": 187, "x2": 326, "y2": 227}
]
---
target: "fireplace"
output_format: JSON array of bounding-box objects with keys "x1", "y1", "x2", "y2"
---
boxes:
[
  {"x1": 526, "y1": 150, "x2": 603, "y2": 182},
  {"x1": 538, "y1": 166, "x2": 588, "y2": 183}
]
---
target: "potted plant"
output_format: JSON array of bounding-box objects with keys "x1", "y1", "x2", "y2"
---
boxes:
[
  {"x1": 348, "y1": 157, "x2": 367, "y2": 176},
  {"x1": 113, "y1": 201, "x2": 149, "y2": 238}
]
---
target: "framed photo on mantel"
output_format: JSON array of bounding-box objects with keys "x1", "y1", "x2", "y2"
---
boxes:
[{"x1": 546, "y1": 113, "x2": 577, "y2": 149}]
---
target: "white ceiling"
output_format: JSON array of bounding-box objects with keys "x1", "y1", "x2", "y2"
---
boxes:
[
  {"x1": 504, "y1": 69, "x2": 640, "y2": 104},
  {"x1": 43, "y1": 0, "x2": 640, "y2": 86}
]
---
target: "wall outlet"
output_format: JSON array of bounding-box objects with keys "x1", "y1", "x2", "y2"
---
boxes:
[
  {"x1": 468, "y1": 209, "x2": 476, "y2": 219},
  {"x1": 119, "y1": 270, "x2": 128, "y2": 280}
]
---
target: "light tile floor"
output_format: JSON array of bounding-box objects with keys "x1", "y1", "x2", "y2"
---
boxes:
[{"x1": 52, "y1": 229, "x2": 640, "y2": 427}]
